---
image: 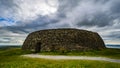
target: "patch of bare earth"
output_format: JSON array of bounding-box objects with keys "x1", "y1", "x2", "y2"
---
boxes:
[{"x1": 22, "y1": 54, "x2": 120, "y2": 63}]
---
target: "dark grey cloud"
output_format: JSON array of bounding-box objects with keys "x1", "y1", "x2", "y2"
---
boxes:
[
  {"x1": 106, "y1": 31, "x2": 120, "y2": 39},
  {"x1": 57, "y1": 0, "x2": 120, "y2": 27},
  {"x1": 110, "y1": 0, "x2": 120, "y2": 14},
  {"x1": 58, "y1": 0, "x2": 80, "y2": 13},
  {"x1": 0, "y1": 0, "x2": 17, "y2": 16}
]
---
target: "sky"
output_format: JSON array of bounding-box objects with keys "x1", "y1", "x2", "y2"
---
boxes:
[{"x1": 0, "y1": 0, "x2": 120, "y2": 45}]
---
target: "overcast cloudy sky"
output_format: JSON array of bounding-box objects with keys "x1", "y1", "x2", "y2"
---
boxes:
[{"x1": 0, "y1": 0, "x2": 120, "y2": 45}]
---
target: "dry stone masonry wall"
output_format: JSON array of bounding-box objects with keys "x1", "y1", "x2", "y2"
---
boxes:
[{"x1": 22, "y1": 28, "x2": 105, "y2": 52}]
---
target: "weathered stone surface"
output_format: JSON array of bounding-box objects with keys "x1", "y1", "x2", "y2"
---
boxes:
[{"x1": 22, "y1": 28, "x2": 105, "y2": 52}]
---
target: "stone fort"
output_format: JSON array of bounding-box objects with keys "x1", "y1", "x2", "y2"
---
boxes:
[{"x1": 22, "y1": 28, "x2": 105, "y2": 52}]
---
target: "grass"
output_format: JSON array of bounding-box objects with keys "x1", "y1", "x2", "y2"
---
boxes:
[
  {"x1": 39, "y1": 48, "x2": 120, "y2": 59},
  {"x1": 0, "y1": 47, "x2": 120, "y2": 68},
  {"x1": 1, "y1": 56, "x2": 120, "y2": 68}
]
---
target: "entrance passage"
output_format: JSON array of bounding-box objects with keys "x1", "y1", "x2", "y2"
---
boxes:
[{"x1": 35, "y1": 42, "x2": 41, "y2": 53}]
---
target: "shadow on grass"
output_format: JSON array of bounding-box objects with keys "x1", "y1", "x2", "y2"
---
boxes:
[{"x1": 0, "y1": 47, "x2": 120, "y2": 59}]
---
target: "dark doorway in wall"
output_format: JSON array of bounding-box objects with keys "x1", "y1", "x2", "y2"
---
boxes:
[{"x1": 35, "y1": 42, "x2": 41, "y2": 53}]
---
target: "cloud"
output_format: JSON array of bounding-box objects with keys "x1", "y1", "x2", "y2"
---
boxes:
[
  {"x1": 0, "y1": 0, "x2": 120, "y2": 45},
  {"x1": 0, "y1": 28, "x2": 27, "y2": 45},
  {"x1": 0, "y1": 37, "x2": 24, "y2": 45},
  {"x1": 55, "y1": 0, "x2": 120, "y2": 27},
  {"x1": 14, "y1": 0, "x2": 58, "y2": 22},
  {"x1": 0, "y1": 0, "x2": 58, "y2": 26}
]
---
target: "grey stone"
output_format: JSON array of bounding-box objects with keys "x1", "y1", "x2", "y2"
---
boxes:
[{"x1": 22, "y1": 28, "x2": 106, "y2": 52}]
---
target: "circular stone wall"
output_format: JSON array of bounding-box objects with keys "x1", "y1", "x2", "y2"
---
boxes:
[{"x1": 22, "y1": 28, "x2": 105, "y2": 52}]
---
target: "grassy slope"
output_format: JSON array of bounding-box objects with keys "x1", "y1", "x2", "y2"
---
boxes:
[{"x1": 0, "y1": 48, "x2": 120, "y2": 68}]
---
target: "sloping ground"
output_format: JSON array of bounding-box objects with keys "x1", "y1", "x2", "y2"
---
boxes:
[{"x1": 22, "y1": 54, "x2": 120, "y2": 63}]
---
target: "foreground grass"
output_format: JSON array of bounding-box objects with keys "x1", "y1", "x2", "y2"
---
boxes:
[
  {"x1": 0, "y1": 48, "x2": 120, "y2": 68},
  {"x1": 39, "y1": 48, "x2": 120, "y2": 59},
  {"x1": 0, "y1": 56, "x2": 120, "y2": 68}
]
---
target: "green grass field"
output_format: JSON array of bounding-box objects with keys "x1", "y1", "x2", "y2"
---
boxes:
[
  {"x1": 0, "y1": 47, "x2": 120, "y2": 68},
  {"x1": 39, "y1": 48, "x2": 120, "y2": 59}
]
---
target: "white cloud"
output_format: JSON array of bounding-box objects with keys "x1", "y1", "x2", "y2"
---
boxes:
[
  {"x1": 0, "y1": 0, "x2": 58, "y2": 26},
  {"x1": 14, "y1": 0, "x2": 58, "y2": 22},
  {"x1": 0, "y1": 29, "x2": 27, "y2": 45}
]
